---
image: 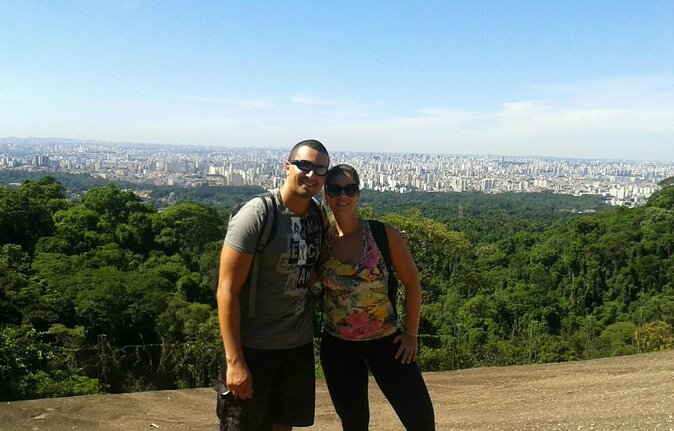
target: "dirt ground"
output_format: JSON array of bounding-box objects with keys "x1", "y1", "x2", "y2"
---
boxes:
[{"x1": 1, "y1": 350, "x2": 673, "y2": 431}]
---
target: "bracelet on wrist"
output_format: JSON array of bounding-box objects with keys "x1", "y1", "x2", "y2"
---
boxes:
[{"x1": 404, "y1": 331, "x2": 418, "y2": 337}]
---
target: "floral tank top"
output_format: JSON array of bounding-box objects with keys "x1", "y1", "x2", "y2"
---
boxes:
[{"x1": 319, "y1": 221, "x2": 398, "y2": 341}]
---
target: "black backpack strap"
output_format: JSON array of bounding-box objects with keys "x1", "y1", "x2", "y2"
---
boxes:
[
  {"x1": 368, "y1": 219, "x2": 391, "y2": 268},
  {"x1": 367, "y1": 219, "x2": 398, "y2": 316},
  {"x1": 247, "y1": 192, "x2": 277, "y2": 317},
  {"x1": 254, "y1": 192, "x2": 277, "y2": 252}
]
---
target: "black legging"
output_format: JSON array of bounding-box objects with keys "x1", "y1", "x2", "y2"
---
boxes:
[{"x1": 320, "y1": 332, "x2": 435, "y2": 431}]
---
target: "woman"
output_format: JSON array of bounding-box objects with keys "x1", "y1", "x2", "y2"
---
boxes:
[{"x1": 318, "y1": 164, "x2": 435, "y2": 431}]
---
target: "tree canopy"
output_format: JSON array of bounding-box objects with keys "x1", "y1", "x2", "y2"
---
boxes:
[{"x1": 1, "y1": 177, "x2": 672, "y2": 401}]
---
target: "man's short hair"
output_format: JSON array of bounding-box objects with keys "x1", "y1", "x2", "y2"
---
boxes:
[{"x1": 289, "y1": 139, "x2": 329, "y2": 163}]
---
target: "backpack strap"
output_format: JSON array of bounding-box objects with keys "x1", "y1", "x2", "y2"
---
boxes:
[
  {"x1": 247, "y1": 192, "x2": 277, "y2": 317},
  {"x1": 367, "y1": 219, "x2": 399, "y2": 317}
]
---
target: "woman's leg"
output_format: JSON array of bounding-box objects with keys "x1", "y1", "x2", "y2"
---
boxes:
[
  {"x1": 365, "y1": 335, "x2": 435, "y2": 431},
  {"x1": 320, "y1": 333, "x2": 370, "y2": 431}
]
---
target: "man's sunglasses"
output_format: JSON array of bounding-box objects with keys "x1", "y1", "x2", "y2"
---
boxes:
[
  {"x1": 288, "y1": 160, "x2": 328, "y2": 177},
  {"x1": 289, "y1": 160, "x2": 328, "y2": 176},
  {"x1": 326, "y1": 183, "x2": 360, "y2": 197}
]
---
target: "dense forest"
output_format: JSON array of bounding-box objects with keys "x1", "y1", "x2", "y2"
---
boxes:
[{"x1": 1, "y1": 174, "x2": 673, "y2": 401}]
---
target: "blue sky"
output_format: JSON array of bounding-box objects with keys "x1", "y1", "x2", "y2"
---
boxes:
[{"x1": 1, "y1": 1, "x2": 673, "y2": 161}]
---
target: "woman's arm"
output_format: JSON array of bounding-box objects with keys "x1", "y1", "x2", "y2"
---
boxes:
[{"x1": 386, "y1": 224, "x2": 422, "y2": 364}]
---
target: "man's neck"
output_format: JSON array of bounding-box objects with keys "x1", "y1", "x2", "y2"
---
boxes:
[{"x1": 279, "y1": 185, "x2": 312, "y2": 215}]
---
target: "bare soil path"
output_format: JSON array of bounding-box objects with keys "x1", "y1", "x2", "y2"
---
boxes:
[{"x1": 2, "y1": 350, "x2": 673, "y2": 431}]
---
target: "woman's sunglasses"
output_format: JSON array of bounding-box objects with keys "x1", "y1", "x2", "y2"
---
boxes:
[
  {"x1": 326, "y1": 183, "x2": 360, "y2": 197},
  {"x1": 289, "y1": 159, "x2": 328, "y2": 176}
]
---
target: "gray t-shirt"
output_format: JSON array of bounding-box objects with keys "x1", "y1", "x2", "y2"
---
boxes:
[{"x1": 224, "y1": 189, "x2": 323, "y2": 349}]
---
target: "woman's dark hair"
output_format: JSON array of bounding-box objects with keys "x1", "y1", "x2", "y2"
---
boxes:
[{"x1": 325, "y1": 164, "x2": 360, "y2": 187}]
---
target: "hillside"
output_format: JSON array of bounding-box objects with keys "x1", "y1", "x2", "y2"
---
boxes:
[
  {"x1": 2, "y1": 178, "x2": 674, "y2": 403},
  {"x1": 1, "y1": 350, "x2": 672, "y2": 431}
]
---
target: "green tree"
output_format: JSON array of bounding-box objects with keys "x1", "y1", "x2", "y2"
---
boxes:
[
  {"x1": 0, "y1": 325, "x2": 96, "y2": 401},
  {"x1": 152, "y1": 202, "x2": 225, "y2": 263},
  {"x1": 597, "y1": 321, "x2": 638, "y2": 356},
  {"x1": 0, "y1": 325, "x2": 49, "y2": 400},
  {"x1": 0, "y1": 187, "x2": 55, "y2": 251},
  {"x1": 639, "y1": 207, "x2": 674, "y2": 259},
  {"x1": 382, "y1": 208, "x2": 471, "y2": 301},
  {"x1": 156, "y1": 299, "x2": 221, "y2": 388},
  {"x1": 52, "y1": 206, "x2": 109, "y2": 253},
  {"x1": 18, "y1": 176, "x2": 68, "y2": 214},
  {"x1": 81, "y1": 184, "x2": 151, "y2": 226},
  {"x1": 646, "y1": 184, "x2": 674, "y2": 210},
  {"x1": 658, "y1": 176, "x2": 674, "y2": 187},
  {"x1": 0, "y1": 246, "x2": 31, "y2": 325}
]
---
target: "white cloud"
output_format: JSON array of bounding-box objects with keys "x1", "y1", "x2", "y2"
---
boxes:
[
  {"x1": 304, "y1": 76, "x2": 674, "y2": 161},
  {"x1": 3, "y1": 75, "x2": 672, "y2": 161}
]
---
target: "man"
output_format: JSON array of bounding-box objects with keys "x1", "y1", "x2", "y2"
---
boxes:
[{"x1": 216, "y1": 139, "x2": 330, "y2": 431}]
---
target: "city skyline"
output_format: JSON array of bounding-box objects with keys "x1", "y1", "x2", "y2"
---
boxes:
[
  {"x1": 3, "y1": 137, "x2": 673, "y2": 209},
  {"x1": 2, "y1": 135, "x2": 674, "y2": 164},
  {"x1": 2, "y1": 1, "x2": 674, "y2": 161}
]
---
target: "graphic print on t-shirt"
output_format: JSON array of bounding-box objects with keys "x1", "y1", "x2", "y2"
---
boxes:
[{"x1": 280, "y1": 215, "x2": 322, "y2": 315}]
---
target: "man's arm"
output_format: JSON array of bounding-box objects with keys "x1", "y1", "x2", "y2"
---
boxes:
[{"x1": 217, "y1": 244, "x2": 255, "y2": 399}]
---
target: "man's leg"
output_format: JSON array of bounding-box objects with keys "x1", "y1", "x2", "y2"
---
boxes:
[{"x1": 269, "y1": 342, "x2": 316, "y2": 428}]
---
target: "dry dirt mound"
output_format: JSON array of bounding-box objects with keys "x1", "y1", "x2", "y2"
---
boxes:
[{"x1": 1, "y1": 350, "x2": 673, "y2": 431}]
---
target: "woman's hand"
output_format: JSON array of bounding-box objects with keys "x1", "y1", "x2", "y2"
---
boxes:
[{"x1": 393, "y1": 332, "x2": 418, "y2": 364}]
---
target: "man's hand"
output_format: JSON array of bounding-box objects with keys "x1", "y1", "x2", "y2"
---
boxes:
[{"x1": 226, "y1": 361, "x2": 253, "y2": 399}]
